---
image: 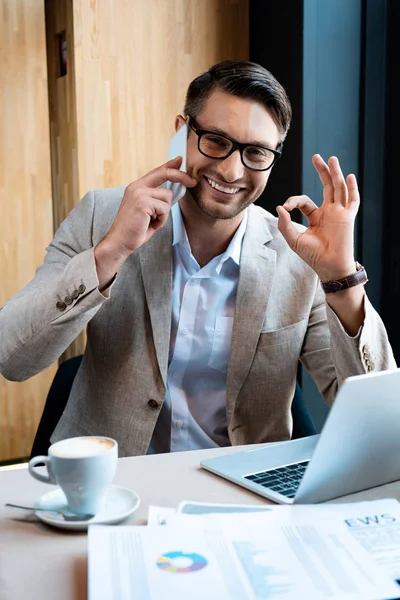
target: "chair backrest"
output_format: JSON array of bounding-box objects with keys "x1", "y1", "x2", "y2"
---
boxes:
[
  {"x1": 30, "y1": 355, "x2": 83, "y2": 458},
  {"x1": 291, "y1": 381, "x2": 317, "y2": 439},
  {"x1": 30, "y1": 355, "x2": 317, "y2": 458}
]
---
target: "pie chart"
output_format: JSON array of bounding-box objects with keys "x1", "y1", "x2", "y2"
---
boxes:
[{"x1": 156, "y1": 551, "x2": 208, "y2": 573}]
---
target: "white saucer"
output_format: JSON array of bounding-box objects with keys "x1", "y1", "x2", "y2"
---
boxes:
[{"x1": 34, "y1": 485, "x2": 140, "y2": 531}]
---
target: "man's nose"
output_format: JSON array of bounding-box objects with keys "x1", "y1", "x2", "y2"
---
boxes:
[{"x1": 216, "y1": 149, "x2": 245, "y2": 183}]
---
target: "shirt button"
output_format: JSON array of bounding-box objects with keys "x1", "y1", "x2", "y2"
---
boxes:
[
  {"x1": 176, "y1": 420, "x2": 183, "y2": 428},
  {"x1": 78, "y1": 284, "x2": 86, "y2": 295},
  {"x1": 147, "y1": 399, "x2": 160, "y2": 410},
  {"x1": 64, "y1": 295, "x2": 73, "y2": 305},
  {"x1": 56, "y1": 301, "x2": 66, "y2": 311},
  {"x1": 181, "y1": 328, "x2": 189, "y2": 335},
  {"x1": 72, "y1": 290, "x2": 79, "y2": 300}
]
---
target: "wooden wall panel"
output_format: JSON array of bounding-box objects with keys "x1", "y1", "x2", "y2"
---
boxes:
[
  {"x1": 0, "y1": 0, "x2": 57, "y2": 461},
  {"x1": 72, "y1": 0, "x2": 249, "y2": 200}
]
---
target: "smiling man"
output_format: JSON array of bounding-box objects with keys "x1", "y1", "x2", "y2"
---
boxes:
[{"x1": 0, "y1": 60, "x2": 396, "y2": 457}]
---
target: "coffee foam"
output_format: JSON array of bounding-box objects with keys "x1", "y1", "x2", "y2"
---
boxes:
[{"x1": 50, "y1": 437, "x2": 115, "y2": 458}]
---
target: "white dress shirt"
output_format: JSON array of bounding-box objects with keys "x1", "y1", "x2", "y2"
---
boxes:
[{"x1": 148, "y1": 203, "x2": 248, "y2": 453}]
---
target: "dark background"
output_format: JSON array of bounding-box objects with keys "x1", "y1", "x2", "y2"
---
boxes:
[{"x1": 249, "y1": 0, "x2": 399, "y2": 428}]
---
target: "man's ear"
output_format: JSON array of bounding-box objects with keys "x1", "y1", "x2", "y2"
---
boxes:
[{"x1": 175, "y1": 115, "x2": 186, "y2": 132}]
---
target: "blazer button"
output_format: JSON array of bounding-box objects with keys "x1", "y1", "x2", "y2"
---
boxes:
[
  {"x1": 78, "y1": 284, "x2": 86, "y2": 295},
  {"x1": 362, "y1": 344, "x2": 370, "y2": 357},
  {"x1": 72, "y1": 289, "x2": 79, "y2": 300},
  {"x1": 56, "y1": 301, "x2": 66, "y2": 311},
  {"x1": 147, "y1": 399, "x2": 160, "y2": 410},
  {"x1": 64, "y1": 295, "x2": 73, "y2": 305}
]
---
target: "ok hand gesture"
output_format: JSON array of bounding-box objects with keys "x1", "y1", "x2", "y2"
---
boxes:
[{"x1": 276, "y1": 154, "x2": 359, "y2": 282}]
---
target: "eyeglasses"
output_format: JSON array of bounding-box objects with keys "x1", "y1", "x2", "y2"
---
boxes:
[{"x1": 187, "y1": 116, "x2": 282, "y2": 171}]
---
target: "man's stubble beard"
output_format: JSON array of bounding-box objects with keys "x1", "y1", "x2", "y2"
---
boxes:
[{"x1": 187, "y1": 172, "x2": 261, "y2": 221}]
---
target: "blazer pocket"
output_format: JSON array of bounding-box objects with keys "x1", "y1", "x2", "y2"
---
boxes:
[
  {"x1": 208, "y1": 315, "x2": 234, "y2": 374},
  {"x1": 258, "y1": 319, "x2": 307, "y2": 348}
]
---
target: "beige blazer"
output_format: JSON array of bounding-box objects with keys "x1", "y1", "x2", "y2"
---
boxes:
[{"x1": 0, "y1": 187, "x2": 396, "y2": 456}]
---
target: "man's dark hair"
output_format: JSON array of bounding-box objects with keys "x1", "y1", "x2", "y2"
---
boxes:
[{"x1": 184, "y1": 60, "x2": 292, "y2": 142}]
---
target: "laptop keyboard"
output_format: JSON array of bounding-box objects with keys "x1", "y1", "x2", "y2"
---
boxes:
[{"x1": 244, "y1": 460, "x2": 310, "y2": 498}]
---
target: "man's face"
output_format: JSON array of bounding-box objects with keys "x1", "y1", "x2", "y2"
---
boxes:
[{"x1": 181, "y1": 90, "x2": 281, "y2": 220}]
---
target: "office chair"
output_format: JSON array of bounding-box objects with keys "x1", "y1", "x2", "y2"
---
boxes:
[{"x1": 30, "y1": 356, "x2": 317, "y2": 458}]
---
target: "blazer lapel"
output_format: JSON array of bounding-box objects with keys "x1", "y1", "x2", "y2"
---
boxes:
[
  {"x1": 226, "y1": 206, "x2": 276, "y2": 423},
  {"x1": 138, "y1": 217, "x2": 173, "y2": 388}
]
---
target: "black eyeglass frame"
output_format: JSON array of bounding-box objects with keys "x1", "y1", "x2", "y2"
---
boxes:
[{"x1": 187, "y1": 116, "x2": 282, "y2": 172}]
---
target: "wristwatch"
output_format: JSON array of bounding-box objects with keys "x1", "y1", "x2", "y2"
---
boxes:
[{"x1": 320, "y1": 262, "x2": 368, "y2": 294}]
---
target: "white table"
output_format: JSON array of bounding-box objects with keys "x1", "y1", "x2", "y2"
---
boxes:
[{"x1": 1, "y1": 443, "x2": 400, "y2": 600}]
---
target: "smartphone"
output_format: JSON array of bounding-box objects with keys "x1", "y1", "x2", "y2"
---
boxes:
[{"x1": 160, "y1": 123, "x2": 188, "y2": 205}]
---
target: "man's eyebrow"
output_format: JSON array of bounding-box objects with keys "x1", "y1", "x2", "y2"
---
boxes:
[{"x1": 202, "y1": 124, "x2": 278, "y2": 149}]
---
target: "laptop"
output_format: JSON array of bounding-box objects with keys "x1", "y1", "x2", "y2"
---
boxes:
[{"x1": 200, "y1": 369, "x2": 400, "y2": 504}]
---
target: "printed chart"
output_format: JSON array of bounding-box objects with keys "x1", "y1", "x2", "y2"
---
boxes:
[{"x1": 157, "y1": 551, "x2": 208, "y2": 573}]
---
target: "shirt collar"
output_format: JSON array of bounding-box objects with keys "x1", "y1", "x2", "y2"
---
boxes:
[
  {"x1": 172, "y1": 202, "x2": 190, "y2": 251},
  {"x1": 224, "y1": 209, "x2": 248, "y2": 267},
  {"x1": 171, "y1": 202, "x2": 248, "y2": 270}
]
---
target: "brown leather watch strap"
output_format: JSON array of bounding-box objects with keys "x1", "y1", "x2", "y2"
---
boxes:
[{"x1": 320, "y1": 262, "x2": 368, "y2": 294}]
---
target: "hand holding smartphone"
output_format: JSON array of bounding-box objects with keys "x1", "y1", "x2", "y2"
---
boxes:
[{"x1": 160, "y1": 124, "x2": 188, "y2": 205}]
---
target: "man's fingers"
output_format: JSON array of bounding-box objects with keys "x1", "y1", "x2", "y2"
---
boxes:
[
  {"x1": 148, "y1": 199, "x2": 172, "y2": 230},
  {"x1": 313, "y1": 154, "x2": 351, "y2": 207},
  {"x1": 327, "y1": 156, "x2": 348, "y2": 206},
  {"x1": 312, "y1": 154, "x2": 333, "y2": 199},
  {"x1": 150, "y1": 187, "x2": 173, "y2": 204},
  {"x1": 282, "y1": 195, "x2": 319, "y2": 218},
  {"x1": 139, "y1": 159, "x2": 197, "y2": 189},
  {"x1": 276, "y1": 205, "x2": 302, "y2": 251},
  {"x1": 346, "y1": 174, "x2": 360, "y2": 210}
]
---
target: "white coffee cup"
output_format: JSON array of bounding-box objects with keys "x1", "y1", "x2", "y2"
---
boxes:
[{"x1": 28, "y1": 436, "x2": 118, "y2": 515}]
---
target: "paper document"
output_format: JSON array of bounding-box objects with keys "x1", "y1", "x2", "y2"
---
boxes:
[
  {"x1": 88, "y1": 499, "x2": 400, "y2": 600},
  {"x1": 147, "y1": 501, "x2": 273, "y2": 525},
  {"x1": 270, "y1": 499, "x2": 400, "y2": 585},
  {"x1": 174, "y1": 498, "x2": 400, "y2": 584},
  {"x1": 177, "y1": 500, "x2": 274, "y2": 516}
]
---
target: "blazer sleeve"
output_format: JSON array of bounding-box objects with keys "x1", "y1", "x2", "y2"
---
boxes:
[
  {"x1": 299, "y1": 281, "x2": 397, "y2": 406},
  {"x1": 0, "y1": 190, "x2": 112, "y2": 382}
]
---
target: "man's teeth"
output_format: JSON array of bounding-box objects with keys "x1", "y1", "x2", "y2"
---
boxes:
[{"x1": 207, "y1": 178, "x2": 240, "y2": 195}]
